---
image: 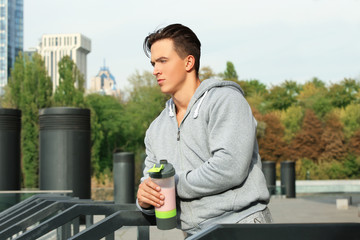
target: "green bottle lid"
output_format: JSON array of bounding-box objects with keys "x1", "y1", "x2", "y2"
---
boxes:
[{"x1": 148, "y1": 160, "x2": 175, "y2": 178}]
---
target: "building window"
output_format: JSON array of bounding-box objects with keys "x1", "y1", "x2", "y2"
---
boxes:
[
  {"x1": 74, "y1": 36, "x2": 77, "y2": 45},
  {"x1": 55, "y1": 37, "x2": 58, "y2": 46}
]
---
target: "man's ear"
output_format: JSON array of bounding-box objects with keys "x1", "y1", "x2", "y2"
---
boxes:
[{"x1": 185, "y1": 55, "x2": 196, "y2": 72}]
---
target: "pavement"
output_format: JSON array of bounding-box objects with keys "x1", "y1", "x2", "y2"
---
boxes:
[{"x1": 110, "y1": 194, "x2": 360, "y2": 240}]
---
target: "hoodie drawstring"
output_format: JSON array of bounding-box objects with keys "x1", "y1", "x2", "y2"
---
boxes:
[
  {"x1": 168, "y1": 90, "x2": 209, "y2": 119},
  {"x1": 193, "y1": 90, "x2": 208, "y2": 119},
  {"x1": 169, "y1": 99, "x2": 175, "y2": 117}
]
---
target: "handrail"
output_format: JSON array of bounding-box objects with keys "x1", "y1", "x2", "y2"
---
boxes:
[{"x1": 0, "y1": 194, "x2": 155, "y2": 240}]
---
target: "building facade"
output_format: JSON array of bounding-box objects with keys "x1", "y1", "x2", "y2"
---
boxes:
[
  {"x1": 38, "y1": 33, "x2": 91, "y2": 91},
  {"x1": 0, "y1": 0, "x2": 23, "y2": 93},
  {"x1": 89, "y1": 65, "x2": 121, "y2": 97}
]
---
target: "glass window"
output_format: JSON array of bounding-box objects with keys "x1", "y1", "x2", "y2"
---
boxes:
[
  {"x1": 0, "y1": 7, "x2": 5, "y2": 17},
  {"x1": 74, "y1": 36, "x2": 77, "y2": 45},
  {"x1": 55, "y1": 37, "x2": 58, "y2": 46}
]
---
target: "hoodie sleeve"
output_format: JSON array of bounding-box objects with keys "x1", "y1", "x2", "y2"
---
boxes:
[{"x1": 176, "y1": 88, "x2": 258, "y2": 199}]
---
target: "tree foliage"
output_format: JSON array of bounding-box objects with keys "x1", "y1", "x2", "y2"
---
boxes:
[
  {"x1": 290, "y1": 110, "x2": 323, "y2": 161},
  {"x1": 280, "y1": 105, "x2": 304, "y2": 142},
  {"x1": 123, "y1": 71, "x2": 168, "y2": 151},
  {"x1": 319, "y1": 113, "x2": 347, "y2": 162},
  {"x1": 53, "y1": 56, "x2": 85, "y2": 107},
  {"x1": 223, "y1": 61, "x2": 238, "y2": 81},
  {"x1": 86, "y1": 94, "x2": 124, "y2": 177},
  {"x1": 258, "y1": 113, "x2": 287, "y2": 162},
  {"x1": 3, "y1": 53, "x2": 52, "y2": 187},
  {"x1": 199, "y1": 66, "x2": 216, "y2": 81}
]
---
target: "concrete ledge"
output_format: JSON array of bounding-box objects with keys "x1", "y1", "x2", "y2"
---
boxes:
[{"x1": 276, "y1": 180, "x2": 360, "y2": 193}]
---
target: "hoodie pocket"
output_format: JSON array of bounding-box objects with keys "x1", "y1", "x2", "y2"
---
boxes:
[{"x1": 183, "y1": 188, "x2": 237, "y2": 225}]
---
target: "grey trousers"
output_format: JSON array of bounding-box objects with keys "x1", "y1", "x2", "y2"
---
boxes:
[{"x1": 237, "y1": 207, "x2": 273, "y2": 223}]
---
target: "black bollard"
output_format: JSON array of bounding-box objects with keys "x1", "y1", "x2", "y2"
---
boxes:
[
  {"x1": 113, "y1": 152, "x2": 135, "y2": 204},
  {"x1": 39, "y1": 107, "x2": 91, "y2": 199},
  {"x1": 262, "y1": 161, "x2": 276, "y2": 195},
  {"x1": 0, "y1": 108, "x2": 21, "y2": 210},
  {"x1": 280, "y1": 161, "x2": 296, "y2": 198}
]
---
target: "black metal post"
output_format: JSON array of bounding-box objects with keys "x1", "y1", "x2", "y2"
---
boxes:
[
  {"x1": 0, "y1": 108, "x2": 21, "y2": 211},
  {"x1": 262, "y1": 161, "x2": 276, "y2": 195},
  {"x1": 113, "y1": 152, "x2": 135, "y2": 204},
  {"x1": 39, "y1": 107, "x2": 91, "y2": 199},
  {"x1": 280, "y1": 161, "x2": 296, "y2": 198}
]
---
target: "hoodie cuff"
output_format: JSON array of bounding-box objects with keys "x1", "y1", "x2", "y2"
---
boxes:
[{"x1": 136, "y1": 198, "x2": 155, "y2": 215}]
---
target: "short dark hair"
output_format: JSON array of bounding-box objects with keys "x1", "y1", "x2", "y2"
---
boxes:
[{"x1": 143, "y1": 23, "x2": 201, "y2": 77}]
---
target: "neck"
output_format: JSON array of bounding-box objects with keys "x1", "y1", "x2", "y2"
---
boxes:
[{"x1": 172, "y1": 76, "x2": 201, "y2": 113}]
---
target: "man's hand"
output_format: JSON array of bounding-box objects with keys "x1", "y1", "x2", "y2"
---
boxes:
[{"x1": 137, "y1": 177, "x2": 165, "y2": 209}]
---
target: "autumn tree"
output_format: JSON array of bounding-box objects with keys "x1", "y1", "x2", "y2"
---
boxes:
[
  {"x1": 319, "y1": 113, "x2": 347, "y2": 162},
  {"x1": 290, "y1": 109, "x2": 323, "y2": 161},
  {"x1": 199, "y1": 66, "x2": 216, "y2": 81},
  {"x1": 348, "y1": 130, "x2": 360, "y2": 156},
  {"x1": 258, "y1": 112, "x2": 287, "y2": 163}
]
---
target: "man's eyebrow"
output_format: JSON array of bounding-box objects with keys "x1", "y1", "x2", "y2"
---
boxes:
[{"x1": 150, "y1": 57, "x2": 168, "y2": 66}]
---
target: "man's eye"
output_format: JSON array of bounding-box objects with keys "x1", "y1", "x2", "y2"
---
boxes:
[{"x1": 160, "y1": 59, "x2": 166, "y2": 63}]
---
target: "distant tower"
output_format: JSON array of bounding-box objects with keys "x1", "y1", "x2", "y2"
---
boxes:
[
  {"x1": 90, "y1": 62, "x2": 121, "y2": 97},
  {"x1": 0, "y1": 0, "x2": 24, "y2": 94},
  {"x1": 37, "y1": 33, "x2": 91, "y2": 92}
]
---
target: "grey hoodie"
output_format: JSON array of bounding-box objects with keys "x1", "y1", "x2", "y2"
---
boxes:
[{"x1": 140, "y1": 78, "x2": 270, "y2": 234}]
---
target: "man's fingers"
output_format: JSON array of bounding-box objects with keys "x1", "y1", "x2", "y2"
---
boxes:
[
  {"x1": 137, "y1": 178, "x2": 164, "y2": 208},
  {"x1": 144, "y1": 177, "x2": 161, "y2": 191}
]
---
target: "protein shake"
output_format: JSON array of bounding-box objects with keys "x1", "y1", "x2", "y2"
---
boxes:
[{"x1": 148, "y1": 160, "x2": 177, "y2": 230}]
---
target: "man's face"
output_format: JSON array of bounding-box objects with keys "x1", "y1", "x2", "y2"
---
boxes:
[{"x1": 150, "y1": 39, "x2": 188, "y2": 95}]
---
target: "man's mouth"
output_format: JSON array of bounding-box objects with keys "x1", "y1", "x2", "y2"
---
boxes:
[{"x1": 157, "y1": 79, "x2": 165, "y2": 84}]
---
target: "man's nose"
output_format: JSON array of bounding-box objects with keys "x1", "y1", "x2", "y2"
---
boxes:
[{"x1": 153, "y1": 64, "x2": 160, "y2": 76}]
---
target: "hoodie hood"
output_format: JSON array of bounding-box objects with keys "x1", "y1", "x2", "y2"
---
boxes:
[{"x1": 167, "y1": 78, "x2": 245, "y2": 119}]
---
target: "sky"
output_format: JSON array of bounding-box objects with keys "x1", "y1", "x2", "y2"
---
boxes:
[{"x1": 24, "y1": 0, "x2": 360, "y2": 91}]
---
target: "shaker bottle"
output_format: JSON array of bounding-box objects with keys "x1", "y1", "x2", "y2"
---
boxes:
[{"x1": 148, "y1": 159, "x2": 177, "y2": 230}]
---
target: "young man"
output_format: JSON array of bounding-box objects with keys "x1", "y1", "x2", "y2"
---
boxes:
[{"x1": 136, "y1": 23, "x2": 272, "y2": 235}]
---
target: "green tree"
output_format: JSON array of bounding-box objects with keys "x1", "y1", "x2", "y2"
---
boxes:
[
  {"x1": 4, "y1": 53, "x2": 52, "y2": 187},
  {"x1": 223, "y1": 61, "x2": 238, "y2": 81},
  {"x1": 239, "y1": 79, "x2": 267, "y2": 97},
  {"x1": 297, "y1": 82, "x2": 332, "y2": 118},
  {"x1": 310, "y1": 77, "x2": 326, "y2": 88},
  {"x1": 327, "y1": 78, "x2": 360, "y2": 108},
  {"x1": 340, "y1": 103, "x2": 360, "y2": 138},
  {"x1": 53, "y1": 56, "x2": 85, "y2": 107},
  {"x1": 2, "y1": 52, "x2": 25, "y2": 108},
  {"x1": 123, "y1": 70, "x2": 168, "y2": 151},
  {"x1": 280, "y1": 105, "x2": 304, "y2": 142},
  {"x1": 86, "y1": 94, "x2": 124, "y2": 177}
]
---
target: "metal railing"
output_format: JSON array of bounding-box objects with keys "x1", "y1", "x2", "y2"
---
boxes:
[
  {"x1": 188, "y1": 223, "x2": 360, "y2": 240},
  {"x1": 0, "y1": 194, "x2": 156, "y2": 240}
]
